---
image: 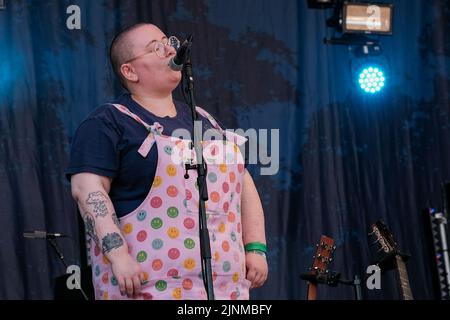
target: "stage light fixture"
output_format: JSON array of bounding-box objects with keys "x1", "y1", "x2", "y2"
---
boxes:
[
  {"x1": 307, "y1": 0, "x2": 335, "y2": 9},
  {"x1": 342, "y1": 2, "x2": 393, "y2": 35},
  {"x1": 357, "y1": 66, "x2": 385, "y2": 94}
]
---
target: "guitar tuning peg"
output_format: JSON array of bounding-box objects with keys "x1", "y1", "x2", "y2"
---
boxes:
[
  {"x1": 317, "y1": 253, "x2": 322, "y2": 258},
  {"x1": 333, "y1": 245, "x2": 336, "y2": 250},
  {"x1": 329, "y1": 258, "x2": 333, "y2": 262},
  {"x1": 314, "y1": 266, "x2": 319, "y2": 270}
]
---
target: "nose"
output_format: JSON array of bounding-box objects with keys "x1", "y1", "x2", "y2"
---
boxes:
[{"x1": 165, "y1": 44, "x2": 177, "y2": 57}]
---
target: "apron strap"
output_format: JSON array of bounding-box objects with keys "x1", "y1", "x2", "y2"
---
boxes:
[
  {"x1": 110, "y1": 103, "x2": 163, "y2": 158},
  {"x1": 195, "y1": 106, "x2": 247, "y2": 146}
]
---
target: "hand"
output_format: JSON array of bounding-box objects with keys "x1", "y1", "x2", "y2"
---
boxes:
[
  {"x1": 110, "y1": 253, "x2": 145, "y2": 299},
  {"x1": 245, "y1": 252, "x2": 268, "y2": 289}
]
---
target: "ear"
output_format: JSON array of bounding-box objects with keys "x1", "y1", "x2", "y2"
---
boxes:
[{"x1": 120, "y1": 63, "x2": 139, "y2": 83}]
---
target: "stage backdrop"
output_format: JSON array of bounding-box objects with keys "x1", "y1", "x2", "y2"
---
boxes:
[{"x1": 1, "y1": 0, "x2": 449, "y2": 299}]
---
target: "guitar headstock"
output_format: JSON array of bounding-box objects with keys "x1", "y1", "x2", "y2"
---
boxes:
[
  {"x1": 309, "y1": 235, "x2": 336, "y2": 277},
  {"x1": 370, "y1": 220, "x2": 397, "y2": 254},
  {"x1": 369, "y1": 220, "x2": 403, "y2": 272}
]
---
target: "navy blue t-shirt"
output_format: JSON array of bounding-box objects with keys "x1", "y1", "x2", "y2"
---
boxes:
[{"x1": 66, "y1": 93, "x2": 244, "y2": 218}]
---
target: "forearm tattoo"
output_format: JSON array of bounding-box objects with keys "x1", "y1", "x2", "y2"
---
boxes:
[
  {"x1": 86, "y1": 191, "x2": 108, "y2": 218},
  {"x1": 102, "y1": 232, "x2": 124, "y2": 254},
  {"x1": 111, "y1": 212, "x2": 121, "y2": 228},
  {"x1": 83, "y1": 212, "x2": 99, "y2": 245}
]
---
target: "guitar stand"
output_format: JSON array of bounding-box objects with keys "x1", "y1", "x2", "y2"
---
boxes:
[
  {"x1": 300, "y1": 271, "x2": 363, "y2": 300},
  {"x1": 327, "y1": 272, "x2": 363, "y2": 301}
]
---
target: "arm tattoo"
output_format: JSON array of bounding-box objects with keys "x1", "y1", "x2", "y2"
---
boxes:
[
  {"x1": 86, "y1": 191, "x2": 108, "y2": 218},
  {"x1": 111, "y1": 212, "x2": 121, "y2": 228},
  {"x1": 83, "y1": 212, "x2": 99, "y2": 245},
  {"x1": 102, "y1": 232, "x2": 124, "y2": 254}
]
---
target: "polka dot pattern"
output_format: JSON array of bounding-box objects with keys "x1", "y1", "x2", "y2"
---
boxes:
[{"x1": 90, "y1": 104, "x2": 250, "y2": 300}]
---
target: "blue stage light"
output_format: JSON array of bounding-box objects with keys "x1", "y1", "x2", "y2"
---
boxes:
[{"x1": 358, "y1": 66, "x2": 385, "y2": 94}]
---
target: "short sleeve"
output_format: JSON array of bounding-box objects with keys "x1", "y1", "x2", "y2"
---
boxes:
[{"x1": 65, "y1": 117, "x2": 121, "y2": 181}]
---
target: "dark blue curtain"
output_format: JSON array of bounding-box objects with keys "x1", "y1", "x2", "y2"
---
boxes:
[{"x1": 1, "y1": 0, "x2": 449, "y2": 299}]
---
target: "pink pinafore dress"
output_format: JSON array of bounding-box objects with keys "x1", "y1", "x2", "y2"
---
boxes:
[{"x1": 88, "y1": 103, "x2": 251, "y2": 300}]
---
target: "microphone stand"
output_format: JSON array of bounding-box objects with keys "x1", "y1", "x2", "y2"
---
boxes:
[
  {"x1": 182, "y1": 41, "x2": 215, "y2": 300},
  {"x1": 24, "y1": 233, "x2": 89, "y2": 300},
  {"x1": 48, "y1": 237, "x2": 90, "y2": 301}
]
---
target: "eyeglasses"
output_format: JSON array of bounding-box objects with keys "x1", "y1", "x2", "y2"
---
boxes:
[{"x1": 125, "y1": 36, "x2": 181, "y2": 63}]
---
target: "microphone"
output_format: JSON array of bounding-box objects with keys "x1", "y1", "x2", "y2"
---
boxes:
[
  {"x1": 23, "y1": 230, "x2": 67, "y2": 239},
  {"x1": 168, "y1": 34, "x2": 193, "y2": 71}
]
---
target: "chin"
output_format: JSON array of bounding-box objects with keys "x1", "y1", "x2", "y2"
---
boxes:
[
  {"x1": 169, "y1": 73, "x2": 182, "y2": 87},
  {"x1": 171, "y1": 71, "x2": 182, "y2": 82}
]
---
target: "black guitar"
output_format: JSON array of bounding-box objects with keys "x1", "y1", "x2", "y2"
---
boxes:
[{"x1": 370, "y1": 220, "x2": 413, "y2": 300}]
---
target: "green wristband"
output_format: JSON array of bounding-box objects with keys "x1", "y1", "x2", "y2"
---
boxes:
[{"x1": 244, "y1": 242, "x2": 267, "y2": 253}]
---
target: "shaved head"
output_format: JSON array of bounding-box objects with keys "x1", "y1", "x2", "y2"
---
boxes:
[
  {"x1": 108, "y1": 23, "x2": 181, "y2": 95},
  {"x1": 109, "y1": 23, "x2": 149, "y2": 88}
]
